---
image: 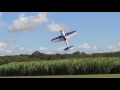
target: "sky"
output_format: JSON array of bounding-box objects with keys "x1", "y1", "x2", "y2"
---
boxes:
[{"x1": 0, "y1": 12, "x2": 120, "y2": 56}]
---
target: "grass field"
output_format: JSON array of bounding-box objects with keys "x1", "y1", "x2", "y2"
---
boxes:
[
  {"x1": 1, "y1": 57, "x2": 120, "y2": 76},
  {"x1": 0, "y1": 57, "x2": 120, "y2": 76},
  {"x1": 1, "y1": 74, "x2": 120, "y2": 78}
]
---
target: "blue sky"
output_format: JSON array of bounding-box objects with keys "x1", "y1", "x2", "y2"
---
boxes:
[{"x1": 0, "y1": 12, "x2": 120, "y2": 56}]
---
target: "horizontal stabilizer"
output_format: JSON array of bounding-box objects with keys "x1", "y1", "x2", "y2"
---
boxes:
[{"x1": 64, "y1": 46, "x2": 74, "y2": 51}]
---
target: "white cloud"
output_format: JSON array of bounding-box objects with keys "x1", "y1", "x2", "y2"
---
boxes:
[
  {"x1": 79, "y1": 43, "x2": 90, "y2": 49},
  {"x1": 0, "y1": 38, "x2": 14, "y2": 43},
  {"x1": 0, "y1": 22, "x2": 6, "y2": 27},
  {"x1": 1, "y1": 42, "x2": 120, "y2": 56},
  {"x1": 47, "y1": 21, "x2": 69, "y2": 32},
  {"x1": 53, "y1": 46, "x2": 75, "y2": 54},
  {"x1": 55, "y1": 46, "x2": 66, "y2": 52},
  {"x1": 19, "y1": 47, "x2": 24, "y2": 51},
  {"x1": 93, "y1": 46, "x2": 98, "y2": 49},
  {"x1": 105, "y1": 43, "x2": 120, "y2": 52},
  {"x1": 5, "y1": 50, "x2": 12, "y2": 54},
  {"x1": 0, "y1": 42, "x2": 7, "y2": 50},
  {"x1": 107, "y1": 46, "x2": 114, "y2": 50},
  {"x1": 8, "y1": 12, "x2": 48, "y2": 32},
  {"x1": 0, "y1": 12, "x2": 6, "y2": 27},
  {"x1": 0, "y1": 44, "x2": 30, "y2": 56},
  {"x1": 28, "y1": 49, "x2": 33, "y2": 52},
  {"x1": 0, "y1": 12, "x2": 3, "y2": 19},
  {"x1": 26, "y1": 47, "x2": 48, "y2": 54},
  {"x1": 77, "y1": 42, "x2": 120, "y2": 54},
  {"x1": 10, "y1": 45, "x2": 24, "y2": 51},
  {"x1": 9, "y1": 45, "x2": 25, "y2": 55},
  {"x1": 39, "y1": 47, "x2": 47, "y2": 51},
  {"x1": 117, "y1": 42, "x2": 120, "y2": 47},
  {"x1": 99, "y1": 42, "x2": 120, "y2": 53}
]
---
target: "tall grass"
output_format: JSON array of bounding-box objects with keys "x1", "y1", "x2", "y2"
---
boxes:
[{"x1": 0, "y1": 57, "x2": 120, "y2": 76}]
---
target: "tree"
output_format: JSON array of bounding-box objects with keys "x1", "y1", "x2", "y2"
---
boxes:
[
  {"x1": 72, "y1": 51, "x2": 81, "y2": 58},
  {"x1": 73, "y1": 51, "x2": 80, "y2": 55},
  {"x1": 31, "y1": 51, "x2": 45, "y2": 59}
]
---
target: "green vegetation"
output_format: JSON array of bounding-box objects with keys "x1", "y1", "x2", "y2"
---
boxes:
[
  {"x1": 0, "y1": 51, "x2": 120, "y2": 66},
  {"x1": 1, "y1": 74, "x2": 120, "y2": 78},
  {"x1": 0, "y1": 51, "x2": 120, "y2": 76},
  {"x1": 0, "y1": 57, "x2": 120, "y2": 76}
]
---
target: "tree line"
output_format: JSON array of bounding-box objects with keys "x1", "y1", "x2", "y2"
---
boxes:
[{"x1": 0, "y1": 51, "x2": 120, "y2": 65}]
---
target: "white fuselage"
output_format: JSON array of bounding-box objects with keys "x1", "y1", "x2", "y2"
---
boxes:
[
  {"x1": 60, "y1": 30, "x2": 65, "y2": 36},
  {"x1": 60, "y1": 30, "x2": 66, "y2": 40},
  {"x1": 60, "y1": 30, "x2": 69, "y2": 47}
]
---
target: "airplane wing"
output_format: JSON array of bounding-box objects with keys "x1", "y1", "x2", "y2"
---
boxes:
[
  {"x1": 51, "y1": 35, "x2": 64, "y2": 43},
  {"x1": 65, "y1": 30, "x2": 77, "y2": 39}
]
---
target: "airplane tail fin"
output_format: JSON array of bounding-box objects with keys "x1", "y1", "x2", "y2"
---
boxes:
[{"x1": 64, "y1": 46, "x2": 74, "y2": 51}]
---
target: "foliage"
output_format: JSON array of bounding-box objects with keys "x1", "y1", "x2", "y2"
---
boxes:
[
  {"x1": 0, "y1": 57, "x2": 120, "y2": 76},
  {"x1": 0, "y1": 51, "x2": 120, "y2": 66}
]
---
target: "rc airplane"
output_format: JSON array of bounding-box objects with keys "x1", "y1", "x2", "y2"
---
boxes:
[{"x1": 51, "y1": 30, "x2": 77, "y2": 51}]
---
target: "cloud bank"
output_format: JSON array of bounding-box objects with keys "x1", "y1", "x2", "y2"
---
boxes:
[
  {"x1": 47, "y1": 21, "x2": 69, "y2": 32},
  {"x1": 1, "y1": 42, "x2": 120, "y2": 56},
  {"x1": 8, "y1": 12, "x2": 48, "y2": 32},
  {"x1": 0, "y1": 12, "x2": 3, "y2": 19}
]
